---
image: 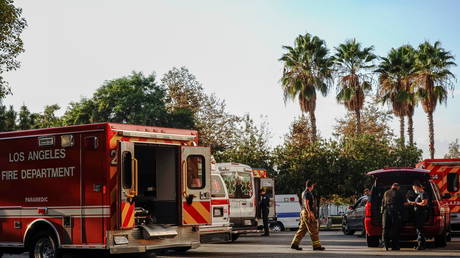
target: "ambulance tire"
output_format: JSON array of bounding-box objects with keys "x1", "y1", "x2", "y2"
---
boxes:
[
  {"x1": 231, "y1": 233, "x2": 240, "y2": 242},
  {"x1": 0, "y1": 252, "x2": 3, "y2": 258},
  {"x1": 29, "y1": 231, "x2": 62, "y2": 258},
  {"x1": 171, "y1": 247, "x2": 191, "y2": 253}
]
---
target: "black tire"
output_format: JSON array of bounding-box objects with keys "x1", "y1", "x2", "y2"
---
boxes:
[
  {"x1": 270, "y1": 222, "x2": 284, "y2": 232},
  {"x1": 231, "y1": 233, "x2": 240, "y2": 242},
  {"x1": 342, "y1": 220, "x2": 355, "y2": 236},
  {"x1": 172, "y1": 247, "x2": 191, "y2": 253},
  {"x1": 435, "y1": 232, "x2": 447, "y2": 247},
  {"x1": 366, "y1": 234, "x2": 380, "y2": 247},
  {"x1": 29, "y1": 231, "x2": 61, "y2": 258}
]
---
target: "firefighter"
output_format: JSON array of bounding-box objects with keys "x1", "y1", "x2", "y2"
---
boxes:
[
  {"x1": 382, "y1": 183, "x2": 404, "y2": 251},
  {"x1": 290, "y1": 180, "x2": 325, "y2": 251},
  {"x1": 259, "y1": 189, "x2": 270, "y2": 236},
  {"x1": 408, "y1": 181, "x2": 429, "y2": 250}
]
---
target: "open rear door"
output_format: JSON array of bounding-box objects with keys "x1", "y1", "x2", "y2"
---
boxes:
[
  {"x1": 119, "y1": 141, "x2": 138, "y2": 229},
  {"x1": 181, "y1": 146, "x2": 212, "y2": 225}
]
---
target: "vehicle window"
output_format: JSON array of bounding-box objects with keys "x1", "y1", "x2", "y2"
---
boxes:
[
  {"x1": 211, "y1": 175, "x2": 226, "y2": 198},
  {"x1": 122, "y1": 151, "x2": 132, "y2": 189},
  {"x1": 447, "y1": 173, "x2": 459, "y2": 192},
  {"x1": 221, "y1": 171, "x2": 253, "y2": 199},
  {"x1": 187, "y1": 155, "x2": 205, "y2": 189}
]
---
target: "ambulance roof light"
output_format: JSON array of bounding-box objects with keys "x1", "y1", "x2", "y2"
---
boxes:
[{"x1": 116, "y1": 130, "x2": 195, "y2": 142}]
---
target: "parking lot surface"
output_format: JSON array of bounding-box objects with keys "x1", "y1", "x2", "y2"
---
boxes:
[{"x1": 4, "y1": 231, "x2": 460, "y2": 257}]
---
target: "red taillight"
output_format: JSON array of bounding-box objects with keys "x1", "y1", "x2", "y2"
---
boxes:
[{"x1": 365, "y1": 202, "x2": 372, "y2": 217}]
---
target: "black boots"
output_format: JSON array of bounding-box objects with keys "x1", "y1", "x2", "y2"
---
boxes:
[
  {"x1": 290, "y1": 244, "x2": 302, "y2": 250},
  {"x1": 313, "y1": 246, "x2": 326, "y2": 251}
]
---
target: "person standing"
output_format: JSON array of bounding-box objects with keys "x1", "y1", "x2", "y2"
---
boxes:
[
  {"x1": 259, "y1": 189, "x2": 270, "y2": 236},
  {"x1": 381, "y1": 183, "x2": 405, "y2": 250},
  {"x1": 408, "y1": 181, "x2": 429, "y2": 250},
  {"x1": 290, "y1": 180, "x2": 325, "y2": 251}
]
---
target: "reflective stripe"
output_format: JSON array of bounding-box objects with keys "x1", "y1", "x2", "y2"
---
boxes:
[{"x1": 0, "y1": 206, "x2": 110, "y2": 218}]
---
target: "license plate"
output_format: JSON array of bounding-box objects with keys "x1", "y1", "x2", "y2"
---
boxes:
[{"x1": 244, "y1": 219, "x2": 252, "y2": 226}]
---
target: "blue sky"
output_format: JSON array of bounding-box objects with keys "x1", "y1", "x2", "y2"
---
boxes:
[{"x1": 4, "y1": 0, "x2": 460, "y2": 157}]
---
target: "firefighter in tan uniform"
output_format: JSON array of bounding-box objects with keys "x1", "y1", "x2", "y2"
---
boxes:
[{"x1": 290, "y1": 180, "x2": 325, "y2": 251}]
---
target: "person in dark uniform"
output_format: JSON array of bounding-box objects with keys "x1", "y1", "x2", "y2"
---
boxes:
[
  {"x1": 259, "y1": 189, "x2": 270, "y2": 236},
  {"x1": 291, "y1": 180, "x2": 325, "y2": 251},
  {"x1": 408, "y1": 181, "x2": 429, "y2": 250},
  {"x1": 382, "y1": 183, "x2": 405, "y2": 250}
]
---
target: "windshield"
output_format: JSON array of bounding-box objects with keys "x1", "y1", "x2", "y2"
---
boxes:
[
  {"x1": 211, "y1": 175, "x2": 226, "y2": 198},
  {"x1": 221, "y1": 171, "x2": 253, "y2": 199}
]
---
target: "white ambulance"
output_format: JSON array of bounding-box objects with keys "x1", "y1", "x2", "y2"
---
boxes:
[
  {"x1": 199, "y1": 172, "x2": 232, "y2": 242},
  {"x1": 215, "y1": 163, "x2": 259, "y2": 241}
]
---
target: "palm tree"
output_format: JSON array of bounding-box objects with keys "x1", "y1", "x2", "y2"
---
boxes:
[
  {"x1": 279, "y1": 33, "x2": 333, "y2": 142},
  {"x1": 376, "y1": 45, "x2": 417, "y2": 145},
  {"x1": 334, "y1": 39, "x2": 376, "y2": 135},
  {"x1": 414, "y1": 41, "x2": 456, "y2": 158}
]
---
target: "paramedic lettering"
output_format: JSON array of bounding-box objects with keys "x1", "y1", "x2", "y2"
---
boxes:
[{"x1": 8, "y1": 149, "x2": 66, "y2": 163}]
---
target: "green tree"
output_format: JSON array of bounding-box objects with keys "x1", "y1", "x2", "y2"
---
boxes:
[
  {"x1": 334, "y1": 100, "x2": 394, "y2": 140},
  {"x1": 376, "y1": 45, "x2": 417, "y2": 145},
  {"x1": 444, "y1": 139, "x2": 460, "y2": 159},
  {"x1": 161, "y1": 66, "x2": 204, "y2": 113},
  {"x1": 34, "y1": 104, "x2": 61, "y2": 128},
  {"x1": 279, "y1": 33, "x2": 333, "y2": 142},
  {"x1": 18, "y1": 104, "x2": 32, "y2": 130},
  {"x1": 334, "y1": 39, "x2": 376, "y2": 135},
  {"x1": 214, "y1": 115, "x2": 273, "y2": 171},
  {"x1": 414, "y1": 41, "x2": 456, "y2": 158},
  {"x1": 62, "y1": 72, "x2": 195, "y2": 128},
  {"x1": 161, "y1": 67, "x2": 241, "y2": 151},
  {"x1": 0, "y1": 0, "x2": 27, "y2": 97}
]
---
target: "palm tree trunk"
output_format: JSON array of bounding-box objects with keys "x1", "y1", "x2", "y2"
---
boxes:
[
  {"x1": 407, "y1": 115, "x2": 414, "y2": 146},
  {"x1": 428, "y1": 111, "x2": 435, "y2": 159},
  {"x1": 399, "y1": 116, "x2": 405, "y2": 146},
  {"x1": 355, "y1": 109, "x2": 361, "y2": 135},
  {"x1": 309, "y1": 110, "x2": 317, "y2": 142}
]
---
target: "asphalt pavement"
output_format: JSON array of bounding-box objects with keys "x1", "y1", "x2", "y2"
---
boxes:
[{"x1": 4, "y1": 231, "x2": 460, "y2": 258}]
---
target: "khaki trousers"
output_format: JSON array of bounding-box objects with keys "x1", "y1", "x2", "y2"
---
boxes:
[{"x1": 291, "y1": 209, "x2": 321, "y2": 248}]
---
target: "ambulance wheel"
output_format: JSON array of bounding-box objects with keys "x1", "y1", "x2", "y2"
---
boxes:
[
  {"x1": 29, "y1": 231, "x2": 61, "y2": 258},
  {"x1": 231, "y1": 233, "x2": 240, "y2": 242},
  {"x1": 171, "y1": 247, "x2": 191, "y2": 253}
]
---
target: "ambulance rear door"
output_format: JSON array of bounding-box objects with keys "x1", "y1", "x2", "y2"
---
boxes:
[{"x1": 181, "y1": 146, "x2": 212, "y2": 225}]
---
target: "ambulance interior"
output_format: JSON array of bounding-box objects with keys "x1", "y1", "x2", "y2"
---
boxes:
[
  {"x1": 131, "y1": 143, "x2": 180, "y2": 225},
  {"x1": 370, "y1": 175, "x2": 435, "y2": 225}
]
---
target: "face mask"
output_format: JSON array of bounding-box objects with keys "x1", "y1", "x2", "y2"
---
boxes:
[{"x1": 414, "y1": 190, "x2": 420, "y2": 194}]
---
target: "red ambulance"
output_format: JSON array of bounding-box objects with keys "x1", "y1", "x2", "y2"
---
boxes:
[
  {"x1": 417, "y1": 159, "x2": 460, "y2": 233},
  {"x1": 0, "y1": 123, "x2": 212, "y2": 257}
]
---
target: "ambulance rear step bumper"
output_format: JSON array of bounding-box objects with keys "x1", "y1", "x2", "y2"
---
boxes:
[
  {"x1": 108, "y1": 225, "x2": 200, "y2": 254},
  {"x1": 109, "y1": 242, "x2": 200, "y2": 254}
]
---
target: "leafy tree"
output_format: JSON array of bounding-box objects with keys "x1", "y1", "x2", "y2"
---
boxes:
[
  {"x1": 279, "y1": 33, "x2": 333, "y2": 142},
  {"x1": 161, "y1": 66, "x2": 204, "y2": 113},
  {"x1": 214, "y1": 115, "x2": 273, "y2": 171},
  {"x1": 18, "y1": 104, "x2": 32, "y2": 130},
  {"x1": 376, "y1": 45, "x2": 417, "y2": 145},
  {"x1": 0, "y1": 0, "x2": 27, "y2": 97},
  {"x1": 161, "y1": 67, "x2": 241, "y2": 151},
  {"x1": 444, "y1": 139, "x2": 460, "y2": 159},
  {"x1": 62, "y1": 71, "x2": 195, "y2": 129},
  {"x1": 34, "y1": 104, "x2": 61, "y2": 128},
  {"x1": 334, "y1": 39, "x2": 376, "y2": 135},
  {"x1": 334, "y1": 100, "x2": 394, "y2": 140},
  {"x1": 414, "y1": 41, "x2": 456, "y2": 158}
]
